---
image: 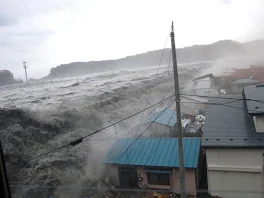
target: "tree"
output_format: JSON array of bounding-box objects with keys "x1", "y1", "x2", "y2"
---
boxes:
[{"x1": 0, "y1": 70, "x2": 22, "y2": 86}]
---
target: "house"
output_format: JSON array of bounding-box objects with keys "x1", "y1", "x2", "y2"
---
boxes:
[
  {"x1": 142, "y1": 109, "x2": 191, "y2": 137},
  {"x1": 192, "y1": 74, "x2": 221, "y2": 96},
  {"x1": 105, "y1": 138, "x2": 201, "y2": 196},
  {"x1": 250, "y1": 67, "x2": 264, "y2": 83},
  {"x1": 230, "y1": 79, "x2": 260, "y2": 93},
  {"x1": 202, "y1": 84, "x2": 264, "y2": 198}
]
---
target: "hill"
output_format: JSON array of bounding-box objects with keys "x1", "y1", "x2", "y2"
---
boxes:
[
  {"x1": 46, "y1": 39, "x2": 264, "y2": 79},
  {"x1": 0, "y1": 70, "x2": 23, "y2": 86}
]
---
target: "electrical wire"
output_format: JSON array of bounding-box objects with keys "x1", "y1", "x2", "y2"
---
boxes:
[
  {"x1": 6, "y1": 94, "x2": 175, "y2": 171},
  {"x1": 85, "y1": 101, "x2": 175, "y2": 193},
  {"x1": 133, "y1": 32, "x2": 170, "y2": 137},
  {"x1": 7, "y1": 91, "x2": 263, "y2": 171},
  {"x1": 180, "y1": 93, "x2": 264, "y2": 105},
  {"x1": 138, "y1": 107, "x2": 176, "y2": 175},
  {"x1": 78, "y1": 88, "x2": 176, "y2": 146},
  {"x1": 20, "y1": 101, "x2": 175, "y2": 186},
  {"x1": 181, "y1": 95, "x2": 264, "y2": 113}
]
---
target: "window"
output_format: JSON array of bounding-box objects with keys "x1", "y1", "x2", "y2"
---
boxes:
[
  {"x1": 147, "y1": 172, "x2": 170, "y2": 186},
  {"x1": 194, "y1": 81, "x2": 197, "y2": 86}
]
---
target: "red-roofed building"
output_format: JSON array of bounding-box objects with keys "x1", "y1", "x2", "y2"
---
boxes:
[
  {"x1": 230, "y1": 68, "x2": 252, "y2": 79},
  {"x1": 230, "y1": 67, "x2": 264, "y2": 83},
  {"x1": 251, "y1": 68, "x2": 264, "y2": 83}
]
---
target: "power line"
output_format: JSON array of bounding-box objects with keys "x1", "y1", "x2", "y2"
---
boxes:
[
  {"x1": 181, "y1": 95, "x2": 264, "y2": 113},
  {"x1": 133, "y1": 32, "x2": 170, "y2": 136},
  {"x1": 138, "y1": 107, "x2": 176, "y2": 176},
  {"x1": 13, "y1": 101, "x2": 175, "y2": 185},
  {"x1": 86, "y1": 101, "x2": 175, "y2": 193},
  {"x1": 6, "y1": 94, "x2": 175, "y2": 171},
  {"x1": 180, "y1": 93, "x2": 264, "y2": 105}
]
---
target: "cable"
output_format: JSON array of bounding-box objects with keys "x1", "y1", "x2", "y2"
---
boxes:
[
  {"x1": 86, "y1": 101, "x2": 175, "y2": 192},
  {"x1": 138, "y1": 107, "x2": 176, "y2": 175},
  {"x1": 181, "y1": 95, "x2": 264, "y2": 113},
  {"x1": 78, "y1": 90, "x2": 175, "y2": 145},
  {"x1": 180, "y1": 93, "x2": 264, "y2": 105},
  {"x1": 133, "y1": 32, "x2": 170, "y2": 136},
  {"x1": 6, "y1": 94, "x2": 175, "y2": 171}
]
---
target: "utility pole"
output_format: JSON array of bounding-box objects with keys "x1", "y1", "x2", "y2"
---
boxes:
[
  {"x1": 0, "y1": 141, "x2": 11, "y2": 198},
  {"x1": 23, "y1": 62, "x2": 28, "y2": 84},
  {"x1": 170, "y1": 21, "x2": 186, "y2": 198}
]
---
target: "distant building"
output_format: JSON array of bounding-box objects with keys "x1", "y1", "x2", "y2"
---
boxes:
[
  {"x1": 231, "y1": 67, "x2": 264, "y2": 83},
  {"x1": 192, "y1": 74, "x2": 222, "y2": 96},
  {"x1": 105, "y1": 138, "x2": 201, "y2": 196},
  {"x1": 142, "y1": 109, "x2": 191, "y2": 137},
  {"x1": 230, "y1": 79, "x2": 260, "y2": 94},
  {"x1": 202, "y1": 84, "x2": 264, "y2": 198}
]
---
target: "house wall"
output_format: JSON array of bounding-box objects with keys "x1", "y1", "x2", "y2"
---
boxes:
[
  {"x1": 194, "y1": 77, "x2": 211, "y2": 90},
  {"x1": 193, "y1": 77, "x2": 218, "y2": 96},
  {"x1": 137, "y1": 167, "x2": 197, "y2": 196},
  {"x1": 253, "y1": 116, "x2": 264, "y2": 133},
  {"x1": 206, "y1": 148, "x2": 263, "y2": 198}
]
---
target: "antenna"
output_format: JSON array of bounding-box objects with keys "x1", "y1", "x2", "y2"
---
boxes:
[{"x1": 23, "y1": 62, "x2": 28, "y2": 84}]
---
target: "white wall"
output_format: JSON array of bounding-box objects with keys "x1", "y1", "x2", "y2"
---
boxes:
[
  {"x1": 193, "y1": 77, "x2": 219, "y2": 96},
  {"x1": 194, "y1": 77, "x2": 211, "y2": 90},
  {"x1": 253, "y1": 116, "x2": 264, "y2": 133},
  {"x1": 206, "y1": 149, "x2": 263, "y2": 198}
]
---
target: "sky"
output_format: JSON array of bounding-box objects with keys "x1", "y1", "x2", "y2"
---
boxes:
[{"x1": 0, "y1": 0, "x2": 264, "y2": 79}]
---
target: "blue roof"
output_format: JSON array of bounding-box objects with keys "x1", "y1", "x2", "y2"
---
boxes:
[
  {"x1": 150, "y1": 109, "x2": 177, "y2": 127},
  {"x1": 104, "y1": 138, "x2": 201, "y2": 168}
]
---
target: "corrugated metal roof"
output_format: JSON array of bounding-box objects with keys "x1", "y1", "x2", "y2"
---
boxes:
[
  {"x1": 104, "y1": 138, "x2": 201, "y2": 168},
  {"x1": 202, "y1": 95, "x2": 264, "y2": 148},
  {"x1": 150, "y1": 109, "x2": 177, "y2": 127},
  {"x1": 244, "y1": 85, "x2": 264, "y2": 114}
]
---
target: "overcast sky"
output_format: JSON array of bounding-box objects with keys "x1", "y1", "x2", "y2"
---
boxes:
[{"x1": 0, "y1": 0, "x2": 264, "y2": 79}]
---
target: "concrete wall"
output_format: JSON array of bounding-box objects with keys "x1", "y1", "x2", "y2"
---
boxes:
[
  {"x1": 137, "y1": 167, "x2": 197, "y2": 196},
  {"x1": 206, "y1": 149, "x2": 263, "y2": 198},
  {"x1": 253, "y1": 116, "x2": 264, "y2": 133}
]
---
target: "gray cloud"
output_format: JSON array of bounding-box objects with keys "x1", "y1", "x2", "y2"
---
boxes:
[{"x1": 0, "y1": 14, "x2": 16, "y2": 26}]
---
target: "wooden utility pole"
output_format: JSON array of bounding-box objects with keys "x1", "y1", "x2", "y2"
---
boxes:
[
  {"x1": 170, "y1": 21, "x2": 186, "y2": 198},
  {"x1": 0, "y1": 141, "x2": 11, "y2": 198},
  {"x1": 23, "y1": 62, "x2": 28, "y2": 84}
]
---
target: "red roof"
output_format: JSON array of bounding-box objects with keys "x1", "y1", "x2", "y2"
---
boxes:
[
  {"x1": 251, "y1": 68, "x2": 264, "y2": 82},
  {"x1": 230, "y1": 69, "x2": 252, "y2": 79},
  {"x1": 230, "y1": 67, "x2": 264, "y2": 83}
]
